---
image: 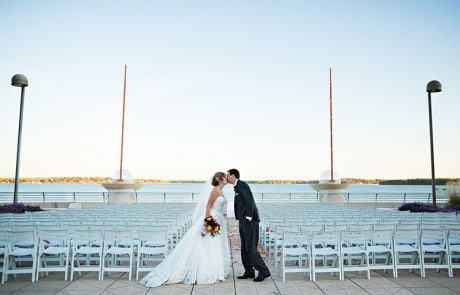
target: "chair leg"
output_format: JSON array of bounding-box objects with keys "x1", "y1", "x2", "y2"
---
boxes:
[
  {"x1": 448, "y1": 253, "x2": 454, "y2": 278},
  {"x1": 31, "y1": 256, "x2": 37, "y2": 282},
  {"x1": 98, "y1": 255, "x2": 103, "y2": 281},
  {"x1": 70, "y1": 253, "x2": 75, "y2": 281},
  {"x1": 2, "y1": 256, "x2": 8, "y2": 284},
  {"x1": 420, "y1": 253, "x2": 425, "y2": 278},
  {"x1": 136, "y1": 254, "x2": 141, "y2": 281}
]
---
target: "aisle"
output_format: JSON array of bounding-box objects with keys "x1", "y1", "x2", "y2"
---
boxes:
[{"x1": 224, "y1": 217, "x2": 280, "y2": 295}]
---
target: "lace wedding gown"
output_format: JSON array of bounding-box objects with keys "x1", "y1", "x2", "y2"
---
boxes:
[{"x1": 140, "y1": 196, "x2": 231, "y2": 287}]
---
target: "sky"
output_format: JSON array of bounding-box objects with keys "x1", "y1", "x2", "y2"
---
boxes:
[{"x1": 1, "y1": 0, "x2": 459, "y2": 181}]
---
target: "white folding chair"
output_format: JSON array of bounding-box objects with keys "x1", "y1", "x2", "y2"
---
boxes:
[
  {"x1": 36, "y1": 223, "x2": 62, "y2": 231},
  {"x1": 301, "y1": 224, "x2": 324, "y2": 232},
  {"x1": 420, "y1": 228, "x2": 451, "y2": 277},
  {"x1": 101, "y1": 229, "x2": 135, "y2": 281},
  {"x1": 396, "y1": 222, "x2": 420, "y2": 230},
  {"x1": 2, "y1": 229, "x2": 38, "y2": 284},
  {"x1": 11, "y1": 221, "x2": 35, "y2": 231},
  {"x1": 259, "y1": 220, "x2": 271, "y2": 248},
  {"x1": 420, "y1": 223, "x2": 443, "y2": 230},
  {"x1": 273, "y1": 225, "x2": 297, "y2": 268},
  {"x1": 88, "y1": 225, "x2": 115, "y2": 248},
  {"x1": 393, "y1": 228, "x2": 422, "y2": 278},
  {"x1": 36, "y1": 229, "x2": 70, "y2": 281},
  {"x1": 325, "y1": 224, "x2": 348, "y2": 232},
  {"x1": 448, "y1": 228, "x2": 460, "y2": 276},
  {"x1": 445, "y1": 224, "x2": 460, "y2": 246},
  {"x1": 444, "y1": 223, "x2": 460, "y2": 231},
  {"x1": 367, "y1": 229, "x2": 395, "y2": 277},
  {"x1": 340, "y1": 230, "x2": 370, "y2": 280},
  {"x1": 0, "y1": 230, "x2": 6, "y2": 275},
  {"x1": 280, "y1": 230, "x2": 312, "y2": 281},
  {"x1": 373, "y1": 223, "x2": 395, "y2": 231},
  {"x1": 70, "y1": 229, "x2": 104, "y2": 280},
  {"x1": 136, "y1": 229, "x2": 168, "y2": 280},
  {"x1": 351, "y1": 223, "x2": 373, "y2": 231},
  {"x1": 262, "y1": 221, "x2": 282, "y2": 260},
  {"x1": 311, "y1": 230, "x2": 342, "y2": 281}
]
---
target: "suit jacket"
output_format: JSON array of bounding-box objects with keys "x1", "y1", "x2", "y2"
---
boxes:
[{"x1": 233, "y1": 180, "x2": 260, "y2": 222}]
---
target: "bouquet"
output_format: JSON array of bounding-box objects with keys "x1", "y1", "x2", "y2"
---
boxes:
[{"x1": 202, "y1": 216, "x2": 220, "y2": 237}]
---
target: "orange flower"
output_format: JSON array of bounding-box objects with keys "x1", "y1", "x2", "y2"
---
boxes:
[{"x1": 202, "y1": 215, "x2": 221, "y2": 237}]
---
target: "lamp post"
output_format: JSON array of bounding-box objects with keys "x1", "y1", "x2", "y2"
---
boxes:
[
  {"x1": 11, "y1": 74, "x2": 28, "y2": 205},
  {"x1": 426, "y1": 80, "x2": 442, "y2": 207}
]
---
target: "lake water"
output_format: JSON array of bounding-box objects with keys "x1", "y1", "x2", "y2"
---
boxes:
[
  {"x1": 0, "y1": 182, "x2": 442, "y2": 195},
  {"x1": 0, "y1": 183, "x2": 448, "y2": 204}
]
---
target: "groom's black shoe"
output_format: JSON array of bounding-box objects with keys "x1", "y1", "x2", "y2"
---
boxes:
[
  {"x1": 254, "y1": 272, "x2": 270, "y2": 282},
  {"x1": 237, "y1": 273, "x2": 255, "y2": 279}
]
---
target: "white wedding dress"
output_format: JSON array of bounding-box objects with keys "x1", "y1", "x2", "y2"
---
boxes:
[{"x1": 140, "y1": 195, "x2": 231, "y2": 287}]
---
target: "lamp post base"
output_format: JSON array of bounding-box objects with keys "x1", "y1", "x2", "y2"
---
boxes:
[
  {"x1": 101, "y1": 183, "x2": 143, "y2": 204},
  {"x1": 310, "y1": 183, "x2": 351, "y2": 204}
]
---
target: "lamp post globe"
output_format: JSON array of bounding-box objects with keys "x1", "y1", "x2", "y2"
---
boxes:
[
  {"x1": 426, "y1": 80, "x2": 442, "y2": 207},
  {"x1": 427, "y1": 80, "x2": 442, "y2": 93},
  {"x1": 11, "y1": 74, "x2": 28, "y2": 205},
  {"x1": 11, "y1": 74, "x2": 28, "y2": 87}
]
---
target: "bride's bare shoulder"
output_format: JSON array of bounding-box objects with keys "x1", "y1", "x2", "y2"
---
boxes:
[
  {"x1": 210, "y1": 187, "x2": 223, "y2": 197},
  {"x1": 210, "y1": 187, "x2": 220, "y2": 196}
]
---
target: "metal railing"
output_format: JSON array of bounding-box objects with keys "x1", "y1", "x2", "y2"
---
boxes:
[
  {"x1": 0, "y1": 191, "x2": 450, "y2": 204},
  {"x1": 0, "y1": 191, "x2": 109, "y2": 203},
  {"x1": 343, "y1": 192, "x2": 448, "y2": 204}
]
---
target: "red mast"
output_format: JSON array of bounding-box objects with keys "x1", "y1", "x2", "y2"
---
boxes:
[
  {"x1": 118, "y1": 65, "x2": 127, "y2": 182},
  {"x1": 329, "y1": 67, "x2": 334, "y2": 182}
]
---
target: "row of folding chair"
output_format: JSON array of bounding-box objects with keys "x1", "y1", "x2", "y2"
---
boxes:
[
  {"x1": 264, "y1": 223, "x2": 366, "y2": 269},
  {"x1": 16, "y1": 203, "x2": 195, "y2": 224},
  {"x1": 258, "y1": 204, "x2": 460, "y2": 225},
  {"x1": 5, "y1": 203, "x2": 194, "y2": 219},
  {"x1": 3, "y1": 204, "x2": 194, "y2": 247},
  {"x1": 3, "y1": 222, "x2": 187, "y2": 246},
  {"x1": 262, "y1": 221, "x2": 459, "y2": 264},
  {"x1": 3, "y1": 226, "x2": 187, "y2": 254},
  {"x1": 2, "y1": 203, "x2": 197, "y2": 284},
  {"x1": 262, "y1": 216, "x2": 459, "y2": 229},
  {"x1": 1, "y1": 228, "x2": 170, "y2": 284},
  {"x1": 260, "y1": 214, "x2": 460, "y2": 260},
  {"x1": 278, "y1": 227, "x2": 460, "y2": 282}
]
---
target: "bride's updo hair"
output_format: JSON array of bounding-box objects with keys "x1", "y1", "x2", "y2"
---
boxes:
[{"x1": 212, "y1": 172, "x2": 226, "y2": 186}]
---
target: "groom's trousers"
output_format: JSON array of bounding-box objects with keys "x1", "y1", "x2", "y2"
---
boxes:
[{"x1": 239, "y1": 219, "x2": 270, "y2": 275}]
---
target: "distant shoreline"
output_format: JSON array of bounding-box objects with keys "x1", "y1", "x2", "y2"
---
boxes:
[{"x1": 0, "y1": 177, "x2": 459, "y2": 185}]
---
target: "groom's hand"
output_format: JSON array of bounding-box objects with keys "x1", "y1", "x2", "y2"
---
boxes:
[{"x1": 245, "y1": 216, "x2": 252, "y2": 221}]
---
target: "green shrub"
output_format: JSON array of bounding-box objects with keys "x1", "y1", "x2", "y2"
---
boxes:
[
  {"x1": 447, "y1": 181, "x2": 460, "y2": 206},
  {"x1": 0, "y1": 203, "x2": 43, "y2": 214},
  {"x1": 449, "y1": 195, "x2": 460, "y2": 206}
]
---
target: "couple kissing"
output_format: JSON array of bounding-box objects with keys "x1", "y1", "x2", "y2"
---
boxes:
[
  {"x1": 140, "y1": 168, "x2": 269, "y2": 288},
  {"x1": 227, "y1": 169, "x2": 271, "y2": 282}
]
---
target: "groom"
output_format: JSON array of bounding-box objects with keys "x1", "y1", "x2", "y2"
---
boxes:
[{"x1": 227, "y1": 169, "x2": 270, "y2": 282}]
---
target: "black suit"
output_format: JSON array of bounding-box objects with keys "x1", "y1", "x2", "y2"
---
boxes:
[{"x1": 234, "y1": 180, "x2": 269, "y2": 276}]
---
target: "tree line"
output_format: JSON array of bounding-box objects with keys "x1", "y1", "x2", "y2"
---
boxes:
[
  {"x1": 378, "y1": 178, "x2": 460, "y2": 185},
  {"x1": 0, "y1": 177, "x2": 457, "y2": 185},
  {"x1": 0, "y1": 177, "x2": 200, "y2": 184}
]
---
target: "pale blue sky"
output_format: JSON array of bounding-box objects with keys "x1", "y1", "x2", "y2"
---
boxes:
[{"x1": 1, "y1": 0, "x2": 459, "y2": 181}]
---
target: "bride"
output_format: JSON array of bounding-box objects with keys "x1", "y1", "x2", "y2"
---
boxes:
[{"x1": 140, "y1": 172, "x2": 231, "y2": 287}]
